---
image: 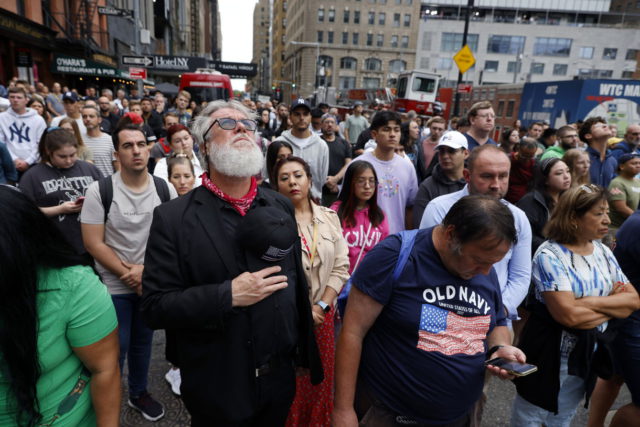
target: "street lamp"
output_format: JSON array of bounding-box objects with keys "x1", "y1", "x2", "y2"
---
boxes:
[{"x1": 289, "y1": 41, "x2": 320, "y2": 93}]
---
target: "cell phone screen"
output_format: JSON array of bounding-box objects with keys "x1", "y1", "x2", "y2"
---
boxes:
[
  {"x1": 75, "y1": 197, "x2": 85, "y2": 205},
  {"x1": 485, "y1": 357, "x2": 538, "y2": 377}
]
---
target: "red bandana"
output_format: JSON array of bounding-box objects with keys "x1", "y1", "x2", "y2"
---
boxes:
[{"x1": 201, "y1": 172, "x2": 258, "y2": 216}]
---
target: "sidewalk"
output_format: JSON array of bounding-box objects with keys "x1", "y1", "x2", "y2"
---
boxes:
[{"x1": 121, "y1": 331, "x2": 631, "y2": 426}]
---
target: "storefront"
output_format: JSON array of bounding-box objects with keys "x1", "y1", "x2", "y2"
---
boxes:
[{"x1": 0, "y1": 8, "x2": 57, "y2": 85}]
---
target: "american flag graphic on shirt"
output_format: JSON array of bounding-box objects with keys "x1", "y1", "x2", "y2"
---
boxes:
[{"x1": 417, "y1": 304, "x2": 490, "y2": 356}]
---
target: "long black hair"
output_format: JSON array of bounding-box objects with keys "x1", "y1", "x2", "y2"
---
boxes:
[
  {"x1": 336, "y1": 160, "x2": 385, "y2": 228},
  {"x1": 266, "y1": 140, "x2": 293, "y2": 184},
  {"x1": 0, "y1": 186, "x2": 82, "y2": 426},
  {"x1": 534, "y1": 157, "x2": 566, "y2": 212}
]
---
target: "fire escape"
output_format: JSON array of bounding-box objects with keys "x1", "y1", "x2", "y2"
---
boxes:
[{"x1": 44, "y1": 0, "x2": 109, "y2": 55}]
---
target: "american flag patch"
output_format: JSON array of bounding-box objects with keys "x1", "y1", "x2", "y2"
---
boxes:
[{"x1": 417, "y1": 304, "x2": 490, "y2": 356}]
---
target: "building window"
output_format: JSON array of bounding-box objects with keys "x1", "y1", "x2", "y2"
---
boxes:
[
  {"x1": 342, "y1": 32, "x2": 348, "y2": 44},
  {"x1": 530, "y1": 62, "x2": 545, "y2": 74},
  {"x1": 366, "y1": 33, "x2": 373, "y2": 46},
  {"x1": 497, "y1": 101, "x2": 504, "y2": 117},
  {"x1": 626, "y1": 49, "x2": 639, "y2": 60},
  {"x1": 441, "y1": 33, "x2": 479, "y2": 52},
  {"x1": 378, "y1": 12, "x2": 385, "y2": 25},
  {"x1": 354, "y1": 11, "x2": 360, "y2": 24},
  {"x1": 506, "y1": 100, "x2": 515, "y2": 117},
  {"x1": 579, "y1": 47, "x2": 594, "y2": 59},
  {"x1": 622, "y1": 70, "x2": 634, "y2": 78},
  {"x1": 391, "y1": 35, "x2": 398, "y2": 48},
  {"x1": 507, "y1": 61, "x2": 522, "y2": 73},
  {"x1": 379, "y1": 0, "x2": 386, "y2": 4},
  {"x1": 318, "y1": 8, "x2": 324, "y2": 22},
  {"x1": 317, "y1": 31, "x2": 323, "y2": 43},
  {"x1": 404, "y1": 14, "x2": 411, "y2": 27},
  {"x1": 393, "y1": 13, "x2": 401, "y2": 27},
  {"x1": 368, "y1": 11, "x2": 375, "y2": 24},
  {"x1": 405, "y1": 0, "x2": 412, "y2": 3},
  {"x1": 603, "y1": 48, "x2": 617, "y2": 60},
  {"x1": 353, "y1": 32, "x2": 359, "y2": 45},
  {"x1": 363, "y1": 77, "x2": 381, "y2": 88},
  {"x1": 534, "y1": 37, "x2": 572, "y2": 57},
  {"x1": 316, "y1": 56, "x2": 333, "y2": 87},
  {"x1": 486, "y1": 35, "x2": 525, "y2": 54},
  {"x1": 340, "y1": 57, "x2": 357, "y2": 69},
  {"x1": 328, "y1": 31, "x2": 334, "y2": 44},
  {"x1": 365, "y1": 58, "x2": 382, "y2": 71},
  {"x1": 484, "y1": 60, "x2": 499, "y2": 72},
  {"x1": 395, "y1": 0, "x2": 401, "y2": 4},
  {"x1": 437, "y1": 58, "x2": 453, "y2": 70},
  {"x1": 376, "y1": 34, "x2": 384, "y2": 47},
  {"x1": 339, "y1": 76, "x2": 356, "y2": 89},
  {"x1": 389, "y1": 59, "x2": 406, "y2": 73},
  {"x1": 401, "y1": 36, "x2": 409, "y2": 48},
  {"x1": 553, "y1": 64, "x2": 567, "y2": 75},
  {"x1": 344, "y1": 10, "x2": 350, "y2": 23},
  {"x1": 328, "y1": 9, "x2": 335, "y2": 22}
]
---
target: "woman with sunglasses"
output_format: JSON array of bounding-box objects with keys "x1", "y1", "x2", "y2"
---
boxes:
[
  {"x1": 273, "y1": 156, "x2": 350, "y2": 426},
  {"x1": 19, "y1": 128, "x2": 102, "y2": 261},
  {"x1": 153, "y1": 124, "x2": 204, "y2": 187},
  {"x1": 511, "y1": 184, "x2": 640, "y2": 427}
]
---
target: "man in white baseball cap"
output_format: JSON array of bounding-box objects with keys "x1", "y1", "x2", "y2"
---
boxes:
[{"x1": 413, "y1": 131, "x2": 469, "y2": 227}]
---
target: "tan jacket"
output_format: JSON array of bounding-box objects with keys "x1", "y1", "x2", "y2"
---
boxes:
[{"x1": 298, "y1": 203, "x2": 350, "y2": 305}]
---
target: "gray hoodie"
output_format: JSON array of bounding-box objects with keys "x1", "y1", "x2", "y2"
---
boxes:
[
  {"x1": 0, "y1": 107, "x2": 46, "y2": 165},
  {"x1": 275, "y1": 130, "x2": 329, "y2": 200}
]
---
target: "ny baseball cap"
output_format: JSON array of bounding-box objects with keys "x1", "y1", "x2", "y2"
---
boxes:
[
  {"x1": 236, "y1": 206, "x2": 298, "y2": 273},
  {"x1": 437, "y1": 131, "x2": 468, "y2": 150},
  {"x1": 291, "y1": 98, "x2": 311, "y2": 112},
  {"x1": 62, "y1": 91, "x2": 79, "y2": 102}
]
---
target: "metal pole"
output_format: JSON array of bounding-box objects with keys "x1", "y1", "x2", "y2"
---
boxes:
[
  {"x1": 133, "y1": 0, "x2": 144, "y2": 95},
  {"x1": 452, "y1": 0, "x2": 474, "y2": 118}
]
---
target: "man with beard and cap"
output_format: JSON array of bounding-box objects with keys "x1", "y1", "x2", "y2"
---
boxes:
[
  {"x1": 141, "y1": 100, "x2": 322, "y2": 426},
  {"x1": 540, "y1": 125, "x2": 580, "y2": 160}
]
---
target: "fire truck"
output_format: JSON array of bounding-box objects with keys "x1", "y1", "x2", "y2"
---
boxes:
[
  {"x1": 179, "y1": 69, "x2": 234, "y2": 104},
  {"x1": 393, "y1": 70, "x2": 442, "y2": 117}
]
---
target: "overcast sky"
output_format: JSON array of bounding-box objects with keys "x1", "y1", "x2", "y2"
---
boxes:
[{"x1": 220, "y1": 0, "x2": 258, "y2": 91}]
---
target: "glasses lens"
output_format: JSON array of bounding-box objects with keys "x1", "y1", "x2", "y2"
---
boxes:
[
  {"x1": 240, "y1": 119, "x2": 257, "y2": 131},
  {"x1": 218, "y1": 118, "x2": 237, "y2": 130}
]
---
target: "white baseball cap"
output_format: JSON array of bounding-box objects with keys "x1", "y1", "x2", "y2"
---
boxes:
[{"x1": 437, "y1": 131, "x2": 468, "y2": 150}]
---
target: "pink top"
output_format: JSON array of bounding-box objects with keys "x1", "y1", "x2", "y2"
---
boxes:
[{"x1": 330, "y1": 201, "x2": 390, "y2": 274}]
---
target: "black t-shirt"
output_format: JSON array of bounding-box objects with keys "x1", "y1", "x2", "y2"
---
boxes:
[
  {"x1": 614, "y1": 211, "x2": 640, "y2": 321},
  {"x1": 323, "y1": 135, "x2": 352, "y2": 177},
  {"x1": 19, "y1": 161, "x2": 102, "y2": 254}
]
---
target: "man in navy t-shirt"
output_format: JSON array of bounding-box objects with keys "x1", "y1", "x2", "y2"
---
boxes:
[{"x1": 333, "y1": 195, "x2": 527, "y2": 426}]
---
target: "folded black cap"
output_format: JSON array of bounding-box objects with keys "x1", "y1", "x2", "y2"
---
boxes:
[{"x1": 236, "y1": 206, "x2": 298, "y2": 272}]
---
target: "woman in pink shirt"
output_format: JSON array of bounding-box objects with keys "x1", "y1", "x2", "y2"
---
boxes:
[{"x1": 331, "y1": 160, "x2": 389, "y2": 274}]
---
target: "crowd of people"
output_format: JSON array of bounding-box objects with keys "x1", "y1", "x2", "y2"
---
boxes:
[{"x1": 1, "y1": 76, "x2": 640, "y2": 427}]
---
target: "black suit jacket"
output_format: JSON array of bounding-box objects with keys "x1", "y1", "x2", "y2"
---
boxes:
[{"x1": 141, "y1": 186, "x2": 322, "y2": 420}]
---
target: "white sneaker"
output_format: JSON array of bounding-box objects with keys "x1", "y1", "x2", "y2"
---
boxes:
[{"x1": 164, "y1": 368, "x2": 181, "y2": 396}]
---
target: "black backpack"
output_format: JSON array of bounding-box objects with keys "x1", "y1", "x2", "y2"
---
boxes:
[{"x1": 98, "y1": 175, "x2": 171, "y2": 223}]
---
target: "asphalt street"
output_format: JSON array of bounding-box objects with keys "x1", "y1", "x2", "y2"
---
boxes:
[{"x1": 120, "y1": 331, "x2": 631, "y2": 426}]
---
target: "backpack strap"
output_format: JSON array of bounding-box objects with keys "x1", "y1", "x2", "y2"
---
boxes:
[
  {"x1": 98, "y1": 176, "x2": 113, "y2": 224},
  {"x1": 392, "y1": 229, "x2": 419, "y2": 281},
  {"x1": 152, "y1": 175, "x2": 171, "y2": 203}
]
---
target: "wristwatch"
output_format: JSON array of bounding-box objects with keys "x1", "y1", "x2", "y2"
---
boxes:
[{"x1": 316, "y1": 300, "x2": 331, "y2": 313}]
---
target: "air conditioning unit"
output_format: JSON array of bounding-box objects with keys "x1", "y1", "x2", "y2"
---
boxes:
[{"x1": 140, "y1": 29, "x2": 151, "y2": 44}]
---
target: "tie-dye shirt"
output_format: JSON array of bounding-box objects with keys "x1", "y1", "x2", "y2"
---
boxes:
[{"x1": 532, "y1": 240, "x2": 628, "y2": 354}]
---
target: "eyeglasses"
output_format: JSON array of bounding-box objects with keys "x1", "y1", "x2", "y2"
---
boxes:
[
  {"x1": 355, "y1": 178, "x2": 377, "y2": 187},
  {"x1": 203, "y1": 117, "x2": 257, "y2": 140}
]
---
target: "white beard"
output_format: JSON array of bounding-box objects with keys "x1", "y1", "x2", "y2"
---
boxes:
[{"x1": 208, "y1": 137, "x2": 264, "y2": 178}]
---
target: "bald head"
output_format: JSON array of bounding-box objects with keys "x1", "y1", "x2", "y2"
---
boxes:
[
  {"x1": 465, "y1": 145, "x2": 511, "y2": 199},
  {"x1": 625, "y1": 124, "x2": 640, "y2": 147}
]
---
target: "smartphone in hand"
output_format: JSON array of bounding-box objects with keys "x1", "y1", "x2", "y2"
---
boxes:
[
  {"x1": 484, "y1": 357, "x2": 538, "y2": 377},
  {"x1": 74, "y1": 197, "x2": 85, "y2": 205}
]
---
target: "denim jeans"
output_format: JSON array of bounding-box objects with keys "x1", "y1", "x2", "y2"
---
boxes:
[
  {"x1": 112, "y1": 293, "x2": 153, "y2": 397},
  {"x1": 510, "y1": 355, "x2": 585, "y2": 427}
]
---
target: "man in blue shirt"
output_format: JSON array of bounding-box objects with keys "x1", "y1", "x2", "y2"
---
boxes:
[
  {"x1": 333, "y1": 196, "x2": 527, "y2": 426},
  {"x1": 580, "y1": 116, "x2": 617, "y2": 187},
  {"x1": 420, "y1": 144, "x2": 532, "y2": 324},
  {"x1": 464, "y1": 101, "x2": 498, "y2": 151}
]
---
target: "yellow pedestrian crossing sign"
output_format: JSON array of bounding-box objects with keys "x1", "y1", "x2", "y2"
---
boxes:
[{"x1": 453, "y1": 45, "x2": 475, "y2": 74}]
